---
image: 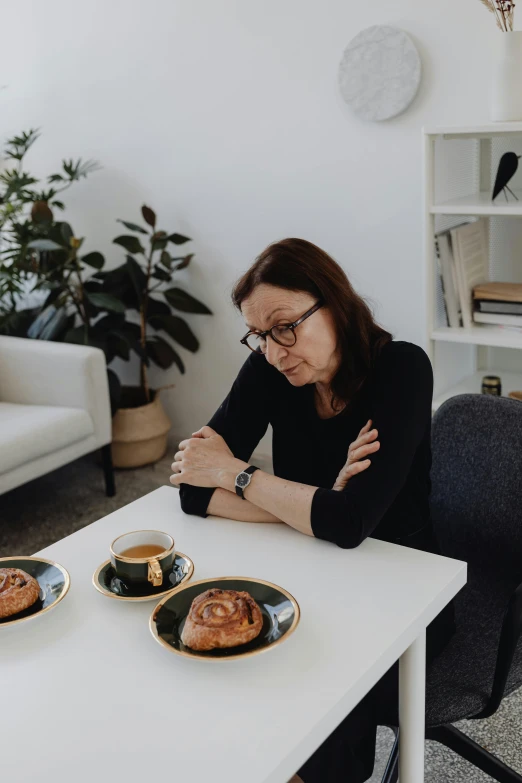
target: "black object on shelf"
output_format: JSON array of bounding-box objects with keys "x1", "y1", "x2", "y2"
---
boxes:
[
  {"x1": 482, "y1": 375, "x2": 502, "y2": 396},
  {"x1": 492, "y1": 152, "x2": 521, "y2": 202}
]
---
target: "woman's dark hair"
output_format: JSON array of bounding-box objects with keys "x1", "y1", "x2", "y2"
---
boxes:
[{"x1": 231, "y1": 238, "x2": 393, "y2": 413}]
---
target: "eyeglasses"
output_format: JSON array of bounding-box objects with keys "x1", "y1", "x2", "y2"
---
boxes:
[{"x1": 240, "y1": 300, "x2": 324, "y2": 354}]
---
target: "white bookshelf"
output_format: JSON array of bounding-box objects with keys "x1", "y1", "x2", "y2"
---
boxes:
[
  {"x1": 431, "y1": 191, "x2": 522, "y2": 216},
  {"x1": 424, "y1": 123, "x2": 522, "y2": 412},
  {"x1": 431, "y1": 325, "x2": 522, "y2": 349},
  {"x1": 432, "y1": 370, "x2": 522, "y2": 411}
]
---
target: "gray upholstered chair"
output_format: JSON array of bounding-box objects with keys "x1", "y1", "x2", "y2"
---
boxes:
[{"x1": 382, "y1": 393, "x2": 522, "y2": 783}]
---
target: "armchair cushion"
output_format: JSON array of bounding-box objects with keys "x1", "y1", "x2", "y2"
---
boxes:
[
  {"x1": 0, "y1": 402, "x2": 93, "y2": 474},
  {"x1": 0, "y1": 336, "x2": 111, "y2": 447}
]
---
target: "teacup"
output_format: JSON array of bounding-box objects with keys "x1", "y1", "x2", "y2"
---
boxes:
[{"x1": 110, "y1": 530, "x2": 175, "y2": 587}]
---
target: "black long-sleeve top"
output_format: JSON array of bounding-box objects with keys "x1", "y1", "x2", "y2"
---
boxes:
[{"x1": 179, "y1": 340, "x2": 436, "y2": 552}]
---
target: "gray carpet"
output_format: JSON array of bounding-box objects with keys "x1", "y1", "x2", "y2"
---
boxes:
[{"x1": 1, "y1": 450, "x2": 521, "y2": 782}]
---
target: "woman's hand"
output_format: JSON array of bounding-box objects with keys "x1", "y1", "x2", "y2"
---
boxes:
[
  {"x1": 170, "y1": 426, "x2": 237, "y2": 488},
  {"x1": 332, "y1": 419, "x2": 380, "y2": 491}
]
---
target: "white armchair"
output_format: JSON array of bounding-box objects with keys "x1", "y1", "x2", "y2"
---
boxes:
[{"x1": 0, "y1": 336, "x2": 114, "y2": 497}]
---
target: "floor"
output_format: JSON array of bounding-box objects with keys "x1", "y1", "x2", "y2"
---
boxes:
[{"x1": 1, "y1": 449, "x2": 521, "y2": 782}]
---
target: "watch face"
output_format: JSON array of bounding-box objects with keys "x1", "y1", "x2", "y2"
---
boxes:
[{"x1": 236, "y1": 473, "x2": 250, "y2": 488}]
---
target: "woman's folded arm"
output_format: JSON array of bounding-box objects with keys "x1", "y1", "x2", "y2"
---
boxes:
[
  {"x1": 311, "y1": 345, "x2": 433, "y2": 549},
  {"x1": 178, "y1": 352, "x2": 272, "y2": 517}
]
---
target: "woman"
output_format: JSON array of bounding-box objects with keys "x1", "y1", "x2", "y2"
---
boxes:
[{"x1": 170, "y1": 238, "x2": 455, "y2": 783}]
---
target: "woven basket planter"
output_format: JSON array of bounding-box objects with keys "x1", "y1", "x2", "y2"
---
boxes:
[{"x1": 111, "y1": 388, "x2": 171, "y2": 468}]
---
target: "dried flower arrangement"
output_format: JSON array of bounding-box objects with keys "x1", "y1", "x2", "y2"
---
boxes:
[{"x1": 481, "y1": 0, "x2": 516, "y2": 31}]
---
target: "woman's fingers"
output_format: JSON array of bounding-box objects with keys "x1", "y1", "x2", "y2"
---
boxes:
[
  {"x1": 349, "y1": 440, "x2": 380, "y2": 462},
  {"x1": 348, "y1": 429, "x2": 379, "y2": 458},
  {"x1": 333, "y1": 458, "x2": 372, "y2": 490},
  {"x1": 358, "y1": 419, "x2": 372, "y2": 437},
  {"x1": 341, "y1": 460, "x2": 371, "y2": 477}
]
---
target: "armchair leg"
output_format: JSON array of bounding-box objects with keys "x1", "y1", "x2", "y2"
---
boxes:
[
  {"x1": 380, "y1": 730, "x2": 399, "y2": 783},
  {"x1": 426, "y1": 724, "x2": 522, "y2": 783},
  {"x1": 101, "y1": 444, "x2": 115, "y2": 497}
]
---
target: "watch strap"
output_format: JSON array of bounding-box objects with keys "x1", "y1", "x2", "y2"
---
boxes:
[{"x1": 235, "y1": 465, "x2": 259, "y2": 498}]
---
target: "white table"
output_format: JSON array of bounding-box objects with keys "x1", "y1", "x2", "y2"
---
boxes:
[{"x1": 2, "y1": 486, "x2": 466, "y2": 783}]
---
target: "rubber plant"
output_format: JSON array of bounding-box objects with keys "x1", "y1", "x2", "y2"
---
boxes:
[{"x1": 93, "y1": 205, "x2": 212, "y2": 407}]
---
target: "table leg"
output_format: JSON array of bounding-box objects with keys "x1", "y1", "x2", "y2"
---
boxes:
[{"x1": 399, "y1": 630, "x2": 426, "y2": 783}]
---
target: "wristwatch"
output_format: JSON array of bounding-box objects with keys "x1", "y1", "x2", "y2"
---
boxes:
[{"x1": 235, "y1": 465, "x2": 259, "y2": 499}]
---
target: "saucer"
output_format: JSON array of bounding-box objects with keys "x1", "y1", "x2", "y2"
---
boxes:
[
  {"x1": 0, "y1": 556, "x2": 71, "y2": 628},
  {"x1": 150, "y1": 576, "x2": 300, "y2": 660},
  {"x1": 92, "y1": 552, "x2": 194, "y2": 601}
]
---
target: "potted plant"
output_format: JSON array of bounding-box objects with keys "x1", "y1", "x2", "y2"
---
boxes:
[
  {"x1": 0, "y1": 128, "x2": 100, "y2": 332},
  {"x1": 0, "y1": 129, "x2": 136, "y2": 409},
  {"x1": 94, "y1": 205, "x2": 212, "y2": 468}
]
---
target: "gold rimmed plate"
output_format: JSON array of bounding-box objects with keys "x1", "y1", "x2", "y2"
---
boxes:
[
  {"x1": 93, "y1": 551, "x2": 194, "y2": 602},
  {"x1": 149, "y1": 576, "x2": 300, "y2": 660},
  {"x1": 0, "y1": 556, "x2": 71, "y2": 628}
]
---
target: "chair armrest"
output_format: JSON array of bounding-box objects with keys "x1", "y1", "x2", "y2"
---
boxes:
[
  {"x1": 476, "y1": 580, "x2": 522, "y2": 719},
  {"x1": 0, "y1": 336, "x2": 111, "y2": 446}
]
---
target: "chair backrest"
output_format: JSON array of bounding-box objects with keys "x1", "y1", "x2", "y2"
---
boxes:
[{"x1": 430, "y1": 393, "x2": 522, "y2": 584}]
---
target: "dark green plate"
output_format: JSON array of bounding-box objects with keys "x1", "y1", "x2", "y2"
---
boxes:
[
  {"x1": 93, "y1": 552, "x2": 194, "y2": 602},
  {"x1": 149, "y1": 576, "x2": 300, "y2": 660},
  {"x1": 0, "y1": 556, "x2": 70, "y2": 627}
]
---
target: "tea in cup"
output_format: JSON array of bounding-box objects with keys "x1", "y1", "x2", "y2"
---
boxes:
[{"x1": 110, "y1": 530, "x2": 175, "y2": 587}]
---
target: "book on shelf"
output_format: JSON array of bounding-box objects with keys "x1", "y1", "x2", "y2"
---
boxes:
[
  {"x1": 434, "y1": 230, "x2": 462, "y2": 328},
  {"x1": 473, "y1": 282, "x2": 522, "y2": 303},
  {"x1": 472, "y1": 282, "x2": 522, "y2": 324},
  {"x1": 474, "y1": 311, "x2": 522, "y2": 326},
  {"x1": 476, "y1": 301, "x2": 522, "y2": 315},
  {"x1": 450, "y1": 219, "x2": 489, "y2": 330}
]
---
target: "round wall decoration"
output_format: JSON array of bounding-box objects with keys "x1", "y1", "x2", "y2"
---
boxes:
[{"x1": 338, "y1": 25, "x2": 421, "y2": 122}]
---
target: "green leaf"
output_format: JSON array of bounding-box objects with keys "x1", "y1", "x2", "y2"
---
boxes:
[
  {"x1": 60, "y1": 222, "x2": 74, "y2": 245},
  {"x1": 168, "y1": 232, "x2": 191, "y2": 245},
  {"x1": 151, "y1": 265, "x2": 171, "y2": 282},
  {"x1": 146, "y1": 297, "x2": 170, "y2": 317},
  {"x1": 151, "y1": 231, "x2": 168, "y2": 251},
  {"x1": 52, "y1": 200, "x2": 65, "y2": 210},
  {"x1": 117, "y1": 219, "x2": 149, "y2": 234},
  {"x1": 159, "y1": 251, "x2": 173, "y2": 269},
  {"x1": 149, "y1": 314, "x2": 199, "y2": 352},
  {"x1": 116, "y1": 321, "x2": 142, "y2": 341},
  {"x1": 176, "y1": 253, "x2": 193, "y2": 270},
  {"x1": 113, "y1": 235, "x2": 145, "y2": 254},
  {"x1": 86, "y1": 292, "x2": 125, "y2": 313},
  {"x1": 146, "y1": 336, "x2": 185, "y2": 372},
  {"x1": 64, "y1": 325, "x2": 89, "y2": 345},
  {"x1": 27, "y1": 238, "x2": 64, "y2": 252},
  {"x1": 107, "y1": 332, "x2": 130, "y2": 361},
  {"x1": 142, "y1": 205, "x2": 156, "y2": 228},
  {"x1": 126, "y1": 255, "x2": 147, "y2": 304},
  {"x1": 94, "y1": 313, "x2": 126, "y2": 333},
  {"x1": 110, "y1": 329, "x2": 149, "y2": 364},
  {"x1": 163, "y1": 287, "x2": 212, "y2": 314},
  {"x1": 82, "y1": 251, "x2": 105, "y2": 270}
]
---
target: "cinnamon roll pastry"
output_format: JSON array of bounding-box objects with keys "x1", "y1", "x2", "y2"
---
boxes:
[
  {"x1": 181, "y1": 588, "x2": 263, "y2": 651},
  {"x1": 0, "y1": 568, "x2": 40, "y2": 619}
]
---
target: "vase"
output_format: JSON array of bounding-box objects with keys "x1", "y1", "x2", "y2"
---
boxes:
[
  {"x1": 111, "y1": 387, "x2": 171, "y2": 468},
  {"x1": 491, "y1": 31, "x2": 522, "y2": 122}
]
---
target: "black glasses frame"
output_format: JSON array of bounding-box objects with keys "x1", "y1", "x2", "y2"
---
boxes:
[{"x1": 240, "y1": 300, "x2": 324, "y2": 353}]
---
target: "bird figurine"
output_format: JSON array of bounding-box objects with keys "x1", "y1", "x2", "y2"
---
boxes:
[{"x1": 492, "y1": 152, "x2": 521, "y2": 202}]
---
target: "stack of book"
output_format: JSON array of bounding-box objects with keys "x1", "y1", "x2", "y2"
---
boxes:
[
  {"x1": 473, "y1": 282, "x2": 522, "y2": 329},
  {"x1": 435, "y1": 219, "x2": 489, "y2": 329}
]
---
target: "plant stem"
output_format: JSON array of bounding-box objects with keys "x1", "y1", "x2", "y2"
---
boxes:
[{"x1": 140, "y1": 244, "x2": 155, "y2": 403}]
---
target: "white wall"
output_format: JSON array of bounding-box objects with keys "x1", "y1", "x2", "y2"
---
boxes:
[{"x1": 0, "y1": 0, "x2": 501, "y2": 454}]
